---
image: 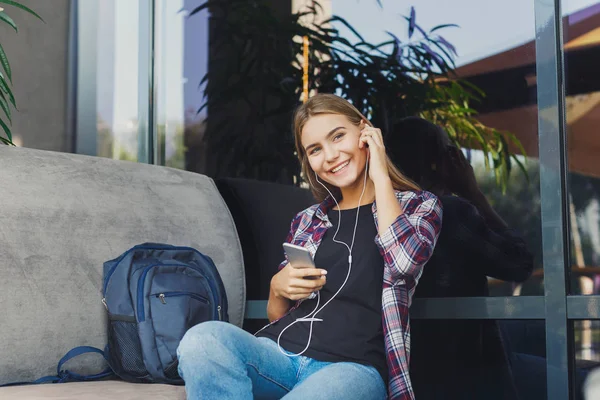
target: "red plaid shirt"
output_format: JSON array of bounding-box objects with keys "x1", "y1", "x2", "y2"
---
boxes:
[{"x1": 275, "y1": 190, "x2": 443, "y2": 399}]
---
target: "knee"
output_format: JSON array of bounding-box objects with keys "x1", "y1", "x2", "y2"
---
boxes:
[{"x1": 178, "y1": 321, "x2": 235, "y2": 359}]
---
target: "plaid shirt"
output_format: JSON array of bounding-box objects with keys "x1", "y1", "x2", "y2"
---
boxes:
[{"x1": 276, "y1": 190, "x2": 442, "y2": 400}]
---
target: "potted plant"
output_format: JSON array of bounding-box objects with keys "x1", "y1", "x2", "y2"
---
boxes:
[
  {"x1": 0, "y1": 0, "x2": 43, "y2": 145},
  {"x1": 190, "y1": 0, "x2": 525, "y2": 190}
]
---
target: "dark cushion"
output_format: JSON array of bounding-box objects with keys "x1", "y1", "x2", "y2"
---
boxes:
[{"x1": 215, "y1": 178, "x2": 315, "y2": 302}]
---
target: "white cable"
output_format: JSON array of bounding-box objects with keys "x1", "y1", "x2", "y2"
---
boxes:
[{"x1": 276, "y1": 155, "x2": 370, "y2": 357}]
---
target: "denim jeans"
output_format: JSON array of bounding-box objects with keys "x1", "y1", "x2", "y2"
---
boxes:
[{"x1": 177, "y1": 321, "x2": 386, "y2": 400}]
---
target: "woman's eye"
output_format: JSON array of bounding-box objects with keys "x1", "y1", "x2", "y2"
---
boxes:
[
  {"x1": 333, "y1": 133, "x2": 345, "y2": 141},
  {"x1": 310, "y1": 147, "x2": 321, "y2": 155}
]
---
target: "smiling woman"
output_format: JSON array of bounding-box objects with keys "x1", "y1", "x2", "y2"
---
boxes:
[
  {"x1": 292, "y1": 94, "x2": 420, "y2": 205},
  {"x1": 176, "y1": 93, "x2": 443, "y2": 400}
]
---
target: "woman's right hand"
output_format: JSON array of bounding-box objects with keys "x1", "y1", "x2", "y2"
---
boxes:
[{"x1": 271, "y1": 264, "x2": 327, "y2": 301}]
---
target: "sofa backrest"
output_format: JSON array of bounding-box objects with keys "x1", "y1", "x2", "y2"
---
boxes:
[
  {"x1": 0, "y1": 146, "x2": 245, "y2": 384},
  {"x1": 216, "y1": 178, "x2": 315, "y2": 333},
  {"x1": 216, "y1": 178, "x2": 315, "y2": 301}
]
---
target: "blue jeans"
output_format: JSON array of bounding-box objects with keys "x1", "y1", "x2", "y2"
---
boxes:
[{"x1": 177, "y1": 321, "x2": 386, "y2": 400}]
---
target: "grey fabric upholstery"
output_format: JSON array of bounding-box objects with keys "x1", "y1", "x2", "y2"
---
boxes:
[
  {"x1": 0, "y1": 381, "x2": 185, "y2": 399},
  {"x1": 0, "y1": 146, "x2": 245, "y2": 386}
]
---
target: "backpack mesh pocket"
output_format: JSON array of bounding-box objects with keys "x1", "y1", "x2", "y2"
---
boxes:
[{"x1": 107, "y1": 318, "x2": 148, "y2": 380}]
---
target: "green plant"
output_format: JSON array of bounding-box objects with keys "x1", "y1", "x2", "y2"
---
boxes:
[
  {"x1": 190, "y1": 0, "x2": 526, "y2": 190},
  {"x1": 0, "y1": 0, "x2": 43, "y2": 145}
]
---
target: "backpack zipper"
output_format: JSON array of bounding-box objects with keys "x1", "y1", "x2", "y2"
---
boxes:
[
  {"x1": 155, "y1": 292, "x2": 209, "y2": 305},
  {"x1": 138, "y1": 264, "x2": 221, "y2": 322}
]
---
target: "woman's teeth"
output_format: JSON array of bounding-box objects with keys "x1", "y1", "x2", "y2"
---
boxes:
[{"x1": 331, "y1": 161, "x2": 349, "y2": 173}]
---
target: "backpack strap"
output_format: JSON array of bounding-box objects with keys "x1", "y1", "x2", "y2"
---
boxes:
[{"x1": 0, "y1": 346, "x2": 114, "y2": 387}]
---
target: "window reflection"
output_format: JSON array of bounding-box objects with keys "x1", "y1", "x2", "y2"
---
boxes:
[
  {"x1": 411, "y1": 319, "x2": 549, "y2": 399},
  {"x1": 564, "y1": 3, "x2": 600, "y2": 293},
  {"x1": 96, "y1": 0, "x2": 141, "y2": 161}
]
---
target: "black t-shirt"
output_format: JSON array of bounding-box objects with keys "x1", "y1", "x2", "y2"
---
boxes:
[{"x1": 258, "y1": 204, "x2": 388, "y2": 382}]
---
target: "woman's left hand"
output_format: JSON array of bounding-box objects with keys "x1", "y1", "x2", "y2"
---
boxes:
[{"x1": 359, "y1": 122, "x2": 389, "y2": 185}]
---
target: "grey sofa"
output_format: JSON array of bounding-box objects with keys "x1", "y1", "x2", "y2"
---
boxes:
[{"x1": 0, "y1": 146, "x2": 250, "y2": 399}]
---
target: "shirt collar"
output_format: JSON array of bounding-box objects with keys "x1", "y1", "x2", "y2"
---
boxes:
[
  {"x1": 314, "y1": 193, "x2": 387, "y2": 221},
  {"x1": 315, "y1": 195, "x2": 336, "y2": 222}
]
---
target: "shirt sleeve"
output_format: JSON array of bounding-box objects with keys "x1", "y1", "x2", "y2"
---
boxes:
[
  {"x1": 277, "y1": 211, "x2": 303, "y2": 271},
  {"x1": 374, "y1": 191, "x2": 443, "y2": 283},
  {"x1": 453, "y1": 199, "x2": 533, "y2": 282}
]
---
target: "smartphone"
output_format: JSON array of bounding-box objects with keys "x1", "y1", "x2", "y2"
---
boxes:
[
  {"x1": 282, "y1": 243, "x2": 315, "y2": 269},
  {"x1": 283, "y1": 243, "x2": 321, "y2": 293}
]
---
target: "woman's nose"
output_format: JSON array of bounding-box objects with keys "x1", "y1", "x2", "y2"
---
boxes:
[{"x1": 323, "y1": 145, "x2": 339, "y2": 162}]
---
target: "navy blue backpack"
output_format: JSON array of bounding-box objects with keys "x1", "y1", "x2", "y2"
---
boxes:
[
  {"x1": 102, "y1": 243, "x2": 229, "y2": 384},
  {"x1": 1, "y1": 243, "x2": 228, "y2": 387}
]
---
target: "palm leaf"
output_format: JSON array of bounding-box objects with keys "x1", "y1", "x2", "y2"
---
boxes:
[
  {"x1": 0, "y1": 0, "x2": 44, "y2": 21},
  {"x1": 0, "y1": 116, "x2": 12, "y2": 142},
  {"x1": 322, "y1": 16, "x2": 365, "y2": 41},
  {"x1": 0, "y1": 92, "x2": 11, "y2": 121},
  {"x1": 0, "y1": 42, "x2": 12, "y2": 82},
  {"x1": 0, "y1": 71, "x2": 16, "y2": 107},
  {"x1": 430, "y1": 23, "x2": 459, "y2": 33},
  {"x1": 0, "y1": 11, "x2": 17, "y2": 32},
  {"x1": 512, "y1": 154, "x2": 529, "y2": 183}
]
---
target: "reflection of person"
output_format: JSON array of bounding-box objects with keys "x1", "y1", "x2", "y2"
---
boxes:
[
  {"x1": 387, "y1": 117, "x2": 534, "y2": 399},
  {"x1": 177, "y1": 95, "x2": 443, "y2": 400}
]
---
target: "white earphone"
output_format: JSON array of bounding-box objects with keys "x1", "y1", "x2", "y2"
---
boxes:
[{"x1": 273, "y1": 154, "x2": 370, "y2": 357}]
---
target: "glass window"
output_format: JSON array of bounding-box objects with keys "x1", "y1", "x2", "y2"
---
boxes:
[
  {"x1": 563, "y1": 1, "x2": 600, "y2": 295},
  {"x1": 572, "y1": 320, "x2": 600, "y2": 400},
  {"x1": 335, "y1": 0, "x2": 541, "y2": 296},
  {"x1": 95, "y1": 0, "x2": 141, "y2": 161},
  {"x1": 154, "y1": 0, "x2": 206, "y2": 170},
  {"x1": 69, "y1": 0, "x2": 149, "y2": 161},
  {"x1": 151, "y1": 0, "x2": 549, "y2": 296},
  {"x1": 411, "y1": 318, "x2": 547, "y2": 399}
]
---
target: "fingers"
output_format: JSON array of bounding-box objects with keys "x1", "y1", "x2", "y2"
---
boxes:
[
  {"x1": 360, "y1": 135, "x2": 383, "y2": 153},
  {"x1": 284, "y1": 277, "x2": 325, "y2": 300},
  {"x1": 286, "y1": 286, "x2": 319, "y2": 295},
  {"x1": 291, "y1": 275, "x2": 326, "y2": 289},
  {"x1": 289, "y1": 291, "x2": 319, "y2": 301},
  {"x1": 360, "y1": 124, "x2": 384, "y2": 148},
  {"x1": 290, "y1": 267, "x2": 327, "y2": 279}
]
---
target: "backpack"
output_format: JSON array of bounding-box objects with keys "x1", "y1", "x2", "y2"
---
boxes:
[
  {"x1": 0, "y1": 243, "x2": 228, "y2": 387},
  {"x1": 102, "y1": 243, "x2": 229, "y2": 384}
]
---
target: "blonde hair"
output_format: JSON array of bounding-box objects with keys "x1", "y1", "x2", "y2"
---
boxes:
[{"x1": 293, "y1": 93, "x2": 420, "y2": 201}]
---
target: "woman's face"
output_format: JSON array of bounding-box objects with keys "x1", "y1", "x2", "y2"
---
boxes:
[{"x1": 301, "y1": 113, "x2": 368, "y2": 191}]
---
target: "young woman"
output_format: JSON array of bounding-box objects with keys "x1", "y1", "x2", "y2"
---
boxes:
[{"x1": 177, "y1": 94, "x2": 443, "y2": 400}]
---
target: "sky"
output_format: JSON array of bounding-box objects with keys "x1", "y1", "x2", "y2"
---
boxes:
[{"x1": 335, "y1": 0, "x2": 599, "y2": 66}]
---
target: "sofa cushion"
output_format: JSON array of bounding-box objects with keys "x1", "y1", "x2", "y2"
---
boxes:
[
  {"x1": 215, "y1": 178, "x2": 315, "y2": 301},
  {"x1": 0, "y1": 146, "x2": 245, "y2": 385},
  {"x1": 0, "y1": 380, "x2": 185, "y2": 399}
]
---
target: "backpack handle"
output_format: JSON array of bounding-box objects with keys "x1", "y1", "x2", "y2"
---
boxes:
[
  {"x1": 0, "y1": 346, "x2": 114, "y2": 387},
  {"x1": 52, "y1": 346, "x2": 114, "y2": 382}
]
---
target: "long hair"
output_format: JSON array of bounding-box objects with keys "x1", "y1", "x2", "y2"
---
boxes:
[
  {"x1": 387, "y1": 116, "x2": 450, "y2": 194},
  {"x1": 293, "y1": 93, "x2": 420, "y2": 202}
]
